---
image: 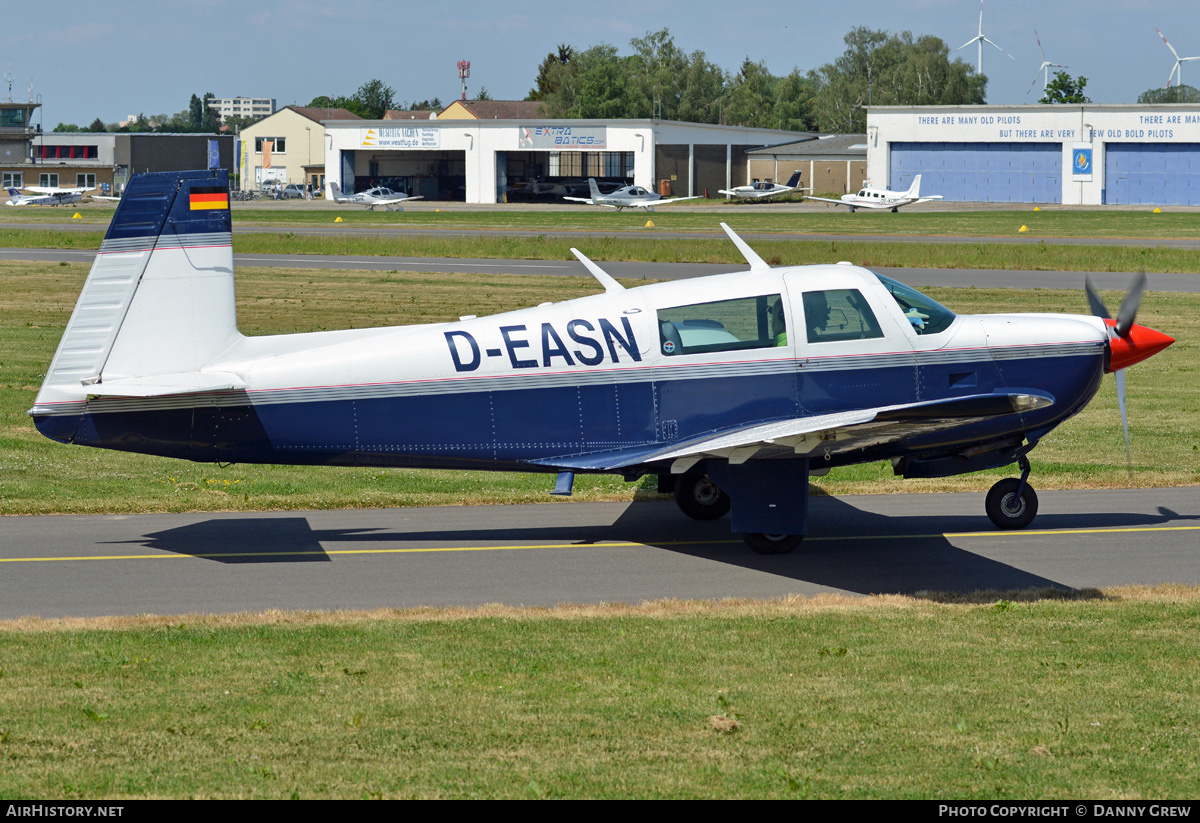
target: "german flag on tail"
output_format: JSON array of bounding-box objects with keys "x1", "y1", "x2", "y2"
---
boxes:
[{"x1": 189, "y1": 186, "x2": 228, "y2": 211}]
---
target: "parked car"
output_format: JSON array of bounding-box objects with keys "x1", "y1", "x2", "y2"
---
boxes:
[{"x1": 282, "y1": 184, "x2": 306, "y2": 199}]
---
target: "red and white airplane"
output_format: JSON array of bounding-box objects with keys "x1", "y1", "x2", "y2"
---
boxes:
[
  {"x1": 30, "y1": 169, "x2": 1173, "y2": 553},
  {"x1": 804, "y1": 175, "x2": 943, "y2": 213}
]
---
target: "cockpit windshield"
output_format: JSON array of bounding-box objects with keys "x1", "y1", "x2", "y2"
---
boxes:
[{"x1": 873, "y1": 273, "x2": 956, "y2": 335}]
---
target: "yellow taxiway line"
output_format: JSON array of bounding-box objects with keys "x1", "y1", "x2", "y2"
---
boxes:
[{"x1": 1, "y1": 524, "x2": 1198, "y2": 564}]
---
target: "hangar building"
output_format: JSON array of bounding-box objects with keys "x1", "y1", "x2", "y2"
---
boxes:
[
  {"x1": 866, "y1": 104, "x2": 1200, "y2": 205},
  {"x1": 323, "y1": 117, "x2": 813, "y2": 203}
]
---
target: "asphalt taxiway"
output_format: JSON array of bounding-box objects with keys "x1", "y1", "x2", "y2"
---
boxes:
[{"x1": 1, "y1": 488, "x2": 1197, "y2": 619}]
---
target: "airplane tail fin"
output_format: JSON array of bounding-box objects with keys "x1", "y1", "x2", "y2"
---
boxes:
[
  {"x1": 588, "y1": 177, "x2": 602, "y2": 201},
  {"x1": 785, "y1": 171, "x2": 803, "y2": 189},
  {"x1": 328, "y1": 180, "x2": 342, "y2": 199},
  {"x1": 905, "y1": 175, "x2": 922, "y2": 198},
  {"x1": 35, "y1": 169, "x2": 240, "y2": 400},
  {"x1": 6, "y1": 187, "x2": 18, "y2": 197}
]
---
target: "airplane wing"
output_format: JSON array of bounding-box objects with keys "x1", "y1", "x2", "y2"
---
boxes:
[
  {"x1": 25, "y1": 186, "x2": 91, "y2": 194},
  {"x1": 562, "y1": 196, "x2": 598, "y2": 205},
  {"x1": 802, "y1": 196, "x2": 855, "y2": 207},
  {"x1": 528, "y1": 392, "x2": 1053, "y2": 473},
  {"x1": 652, "y1": 196, "x2": 702, "y2": 206}
]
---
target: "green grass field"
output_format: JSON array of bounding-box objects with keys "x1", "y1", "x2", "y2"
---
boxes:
[
  {"x1": 1, "y1": 589, "x2": 1198, "y2": 799},
  {"x1": 2, "y1": 263, "x2": 1196, "y2": 516}
]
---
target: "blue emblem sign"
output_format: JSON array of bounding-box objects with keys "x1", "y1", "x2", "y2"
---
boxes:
[{"x1": 1073, "y1": 147, "x2": 1092, "y2": 175}]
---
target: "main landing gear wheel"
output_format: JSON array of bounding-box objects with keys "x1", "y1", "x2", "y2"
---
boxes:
[
  {"x1": 742, "y1": 533, "x2": 805, "y2": 554},
  {"x1": 985, "y1": 478, "x2": 1039, "y2": 530},
  {"x1": 673, "y1": 473, "x2": 731, "y2": 520}
]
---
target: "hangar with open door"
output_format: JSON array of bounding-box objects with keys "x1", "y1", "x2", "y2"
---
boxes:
[
  {"x1": 888, "y1": 141, "x2": 1062, "y2": 203},
  {"x1": 1103, "y1": 143, "x2": 1200, "y2": 205}
]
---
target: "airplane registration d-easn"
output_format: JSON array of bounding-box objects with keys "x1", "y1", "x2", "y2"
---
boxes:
[{"x1": 31, "y1": 170, "x2": 1174, "y2": 553}]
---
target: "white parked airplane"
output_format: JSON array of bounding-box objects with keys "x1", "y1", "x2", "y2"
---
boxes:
[
  {"x1": 719, "y1": 171, "x2": 810, "y2": 201},
  {"x1": 804, "y1": 175, "x2": 943, "y2": 213},
  {"x1": 564, "y1": 178, "x2": 701, "y2": 211},
  {"x1": 5, "y1": 185, "x2": 94, "y2": 206},
  {"x1": 330, "y1": 183, "x2": 422, "y2": 211}
]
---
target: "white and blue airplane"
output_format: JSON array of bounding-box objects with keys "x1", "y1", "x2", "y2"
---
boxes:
[
  {"x1": 30, "y1": 170, "x2": 1174, "y2": 553},
  {"x1": 563, "y1": 178, "x2": 701, "y2": 211},
  {"x1": 719, "y1": 171, "x2": 810, "y2": 201},
  {"x1": 6, "y1": 185, "x2": 94, "y2": 206}
]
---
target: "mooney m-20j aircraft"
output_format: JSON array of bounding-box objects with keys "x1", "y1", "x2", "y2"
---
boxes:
[
  {"x1": 564, "y1": 178, "x2": 701, "y2": 211},
  {"x1": 804, "y1": 175, "x2": 943, "y2": 212},
  {"x1": 330, "y1": 183, "x2": 422, "y2": 211},
  {"x1": 5, "y1": 185, "x2": 94, "y2": 206},
  {"x1": 719, "y1": 171, "x2": 810, "y2": 201},
  {"x1": 31, "y1": 170, "x2": 1174, "y2": 553}
]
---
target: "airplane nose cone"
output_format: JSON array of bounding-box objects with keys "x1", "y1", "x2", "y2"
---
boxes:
[{"x1": 1106, "y1": 320, "x2": 1175, "y2": 372}]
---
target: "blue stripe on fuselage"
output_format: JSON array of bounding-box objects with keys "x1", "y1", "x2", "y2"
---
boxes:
[{"x1": 31, "y1": 350, "x2": 1105, "y2": 471}]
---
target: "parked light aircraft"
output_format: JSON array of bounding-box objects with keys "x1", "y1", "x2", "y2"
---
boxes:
[
  {"x1": 5, "y1": 185, "x2": 94, "y2": 206},
  {"x1": 719, "y1": 171, "x2": 810, "y2": 201},
  {"x1": 330, "y1": 183, "x2": 422, "y2": 211},
  {"x1": 564, "y1": 178, "x2": 701, "y2": 211},
  {"x1": 804, "y1": 175, "x2": 943, "y2": 213},
  {"x1": 30, "y1": 170, "x2": 1174, "y2": 553}
]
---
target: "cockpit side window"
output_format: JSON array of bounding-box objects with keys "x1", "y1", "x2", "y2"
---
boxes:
[
  {"x1": 802, "y1": 289, "x2": 884, "y2": 343},
  {"x1": 658, "y1": 294, "x2": 787, "y2": 355},
  {"x1": 872, "y1": 273, "x2": 957, "y2": 335}
]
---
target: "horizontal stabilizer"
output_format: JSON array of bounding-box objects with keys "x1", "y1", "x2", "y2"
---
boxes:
[{"x1": 85, "y1": 371, "x2": 246, "y2": 398}]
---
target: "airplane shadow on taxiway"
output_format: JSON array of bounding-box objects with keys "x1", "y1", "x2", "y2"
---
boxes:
[{"x1": 119, "y1": 496, "x2": 1198, "y2": 598}]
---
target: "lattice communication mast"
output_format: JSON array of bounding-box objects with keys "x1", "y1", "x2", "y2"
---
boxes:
[{"x1": 457, "y1": 60, "x2": 470, "y2": 100}]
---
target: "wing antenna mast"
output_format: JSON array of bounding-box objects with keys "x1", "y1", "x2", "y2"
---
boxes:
[
  {"x1": 570, "y1": 248, "x2": 626, "y2": 293},
  {"x1": 720, "y1": 222, "x2": 771, "y2": 272}
]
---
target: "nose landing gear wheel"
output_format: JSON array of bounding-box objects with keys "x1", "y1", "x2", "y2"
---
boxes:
[
  {"x1": 674, "y1": 473, "x2": 731, "y2": 521},
  {"x1": 742, "y1": 533, "x2": 805, "y2": 554},
  {"x1": 985, "y1": 478, "x2": 1039, "y2": 530}
]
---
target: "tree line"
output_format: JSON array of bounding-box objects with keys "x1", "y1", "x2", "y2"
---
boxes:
[{"x1": 51, "y1": 27, "x2": 1196, "y2": 136}]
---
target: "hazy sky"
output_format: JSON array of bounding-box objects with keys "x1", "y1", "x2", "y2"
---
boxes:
[{"x1": 3, "y1": 0, "x2": 1197, "y2": 127}]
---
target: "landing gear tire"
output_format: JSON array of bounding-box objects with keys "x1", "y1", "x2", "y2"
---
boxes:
[
  {"x1": 742, "y1": 533, "x2": 804, "y2": 554},
  {"x1": 985, "y1": 478, "x2": 1039, "y2": 530},
  {"x1": 674, "y1": 473, "x2": 731, "y2": 520}
]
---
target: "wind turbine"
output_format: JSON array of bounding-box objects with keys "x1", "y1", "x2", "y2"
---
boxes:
[
  {"x1": 1156, "y1": 27, "x2": 1200, "y2": 87},
  {"x1": 956, "y1": 0, "x2": 1015, "y2": 76},
  {"x1": 1027, "y1": 30, "x2": 1068, "y2": 95}
]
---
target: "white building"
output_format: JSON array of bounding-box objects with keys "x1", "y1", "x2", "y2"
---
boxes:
[
  {"x1": 323, "y1": 118, "x2": 815, "y2": 204},
  {"x1": 867, "y1": 104, "x2": 1200, "y2": 205},
  {"x1": 208, "y1": 97, "x2": 277, "y2": 121}
]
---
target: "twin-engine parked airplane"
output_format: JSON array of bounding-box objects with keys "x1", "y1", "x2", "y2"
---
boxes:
[
  {"x1": 330, "y1": 183, "x2": 422, "y2": 211},
  {"x1": 804, "y1": 175, "x2": 943, "y2": 212},
  {"x1": 5, "y1": 185, "x2": 94, "y2": 206},
  {"x1": 719, "y1": 171, "x2": 810, "y2": 201},
  {"x1": 31, "y1": 170, "x2": 1174, "y2": 553},
  {"x1": 564, "y1": 178, "x2": 701, "y2": 211}
]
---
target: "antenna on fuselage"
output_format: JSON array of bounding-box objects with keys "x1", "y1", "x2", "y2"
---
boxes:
[
  {"x1": 570, "y1": 248, "x2": 626, "y2": 293},
  {"x1": 720, "y1": 222, "x2": 771, "y2": 272}
]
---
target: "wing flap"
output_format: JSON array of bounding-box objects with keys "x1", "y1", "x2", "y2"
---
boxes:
[{"x1": 528, "y1": 392, "x2": 1052, "y2": 472}]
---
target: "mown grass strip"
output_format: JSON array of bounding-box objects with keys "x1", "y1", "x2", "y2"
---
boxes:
[
  {"x1": 0, "y1": 587, "x2": 1197, "y2": 798},
  {"x1": 1, "y1": 262, "x2": 1196, "y2": 516},
  {"x1": 5, "y1": 203, "x2": 1200, "y2": 240},
  {"x1": 3, "y1": 227, "x2": 1200, "y2": 274}
]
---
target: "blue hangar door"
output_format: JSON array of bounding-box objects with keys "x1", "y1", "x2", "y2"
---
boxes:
[
  {"x1": 890, "y1": 142, "x2": 1062, "y2": 203},
  {"x1": 1104, "y1": 144, "x2": 1200, "y2": 205}
]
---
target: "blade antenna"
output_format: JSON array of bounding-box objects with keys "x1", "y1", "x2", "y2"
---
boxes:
[
  {"x1": 720, "y1": 222, "x2": 771, "y2": 272},
  {"x1": 570, "y1": 248, "x2": 625, "y2": 293}
]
